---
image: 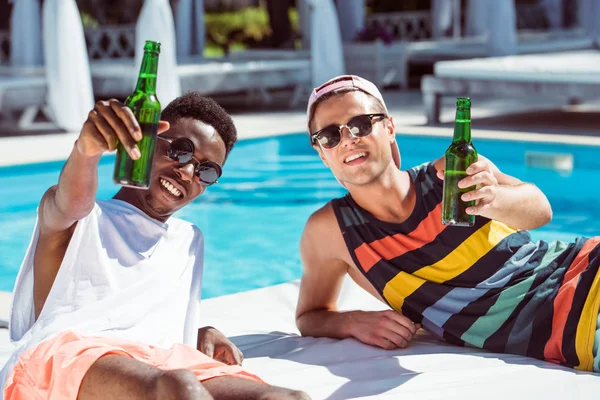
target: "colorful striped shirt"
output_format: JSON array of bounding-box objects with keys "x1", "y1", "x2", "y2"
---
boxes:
[{"x1": 331, "y1": 161, "x2": 600, "y2": 371}]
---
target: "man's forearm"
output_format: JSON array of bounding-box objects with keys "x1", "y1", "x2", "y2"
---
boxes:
[
  {"x1": 296, "y1": 309, "x2": 359, "y2": 339},
  {"x1": 53, "y1": 143, "x2": 102, "y2": 220},
  {"x1": 488, "y1": 183, "x2": 552, "y2": 230}
]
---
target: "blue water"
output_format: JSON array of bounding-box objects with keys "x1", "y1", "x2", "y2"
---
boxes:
[{"x1": 1, "y1": 133, "x2": 600, "y2": 297}]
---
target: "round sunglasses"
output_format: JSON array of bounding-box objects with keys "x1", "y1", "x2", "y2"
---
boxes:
[
  {"x1": 157, "y1": 136, "x2": 222, "y2": 186},
  {"x1": 310, "y1": 113, "x2": 387, "y2": 150}
]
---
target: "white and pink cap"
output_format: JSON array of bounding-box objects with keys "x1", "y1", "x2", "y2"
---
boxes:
[{"x1": 307, "y1": 75, "x2": 400, "y2": 169}]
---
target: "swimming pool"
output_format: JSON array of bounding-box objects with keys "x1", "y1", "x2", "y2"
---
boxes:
[{"x1": 1, "y1": 133, "x2": 599, "y2": 297}]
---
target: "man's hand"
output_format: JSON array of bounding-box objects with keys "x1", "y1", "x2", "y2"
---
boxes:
[
  {"x1": 436, "y1": 156, "x2": 500, "y2": 219},
  {"x1": 436, "y1": 155, "x2": 551, "y2": 229},
  {"x1": 347, "y1": 310, "x2": 421, "y2": 350},
  {"x1": 76, "y1": 99, "x2": 169, "y2": 160},
  {"x1": 197, "y1": 326, "x2": 243, "y2": 366},
  {"x1": 458, "y1": 158, "x2": 499, "y2": 218}
]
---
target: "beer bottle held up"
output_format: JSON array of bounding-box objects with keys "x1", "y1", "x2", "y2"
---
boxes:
[
  {"x1": 113, "y1": 40, "x2": 162, "y2": 189},
  {"x1": 442, "y1": 97, "x2": 478, "y2": 227}
]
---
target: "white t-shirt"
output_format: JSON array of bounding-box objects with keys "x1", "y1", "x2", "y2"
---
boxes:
[{"x1": 0, "y1": 199, "x2": 204, "y2": 393}]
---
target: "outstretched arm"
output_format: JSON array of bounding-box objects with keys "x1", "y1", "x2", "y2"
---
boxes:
[
  {"x1": 41, "y1": 100, "x2": 168, "y2": 234},
  {"x1": 435, "y1": 155, "x2": 552, "y2": 230},
  {"x1": 295, "y1": 204, "x2": 419, "y2": 350},
  {"x1": 33, "y1": 100, "x2": 169, "y2": 318}
]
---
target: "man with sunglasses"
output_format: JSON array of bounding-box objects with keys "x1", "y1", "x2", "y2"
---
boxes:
[
  {"x1": 1, "y1": 92, "x2": 310, "y2": 400},
  {"x1": 295, "y1": 75, "x2": 600, "y2": 373}
]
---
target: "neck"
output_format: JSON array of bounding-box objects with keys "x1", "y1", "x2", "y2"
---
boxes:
[
  {"x1": 134, "y1": 52, "x2": 158, "y2": 94},
  {"x1": 113, "y1": 188, "x2": 171, "y2": 223},
  {"x1": 346, "y1": 166, "x2": 415, "y2": 224},
  {"x1": 452, "y1": 107, "x2": 471, "y2": 143}
]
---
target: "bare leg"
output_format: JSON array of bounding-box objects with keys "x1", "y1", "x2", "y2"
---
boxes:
[
  {"x1": 203, "y1": 376, "x2": 311, "y2": 400},
  {"x1": 77, "y1": 354, "x2": 213, "y2": 400}
]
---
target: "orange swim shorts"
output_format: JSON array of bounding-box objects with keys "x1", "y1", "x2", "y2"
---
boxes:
[{"x1": 4, "y1": 330, "x2": 264, "y2": 400}]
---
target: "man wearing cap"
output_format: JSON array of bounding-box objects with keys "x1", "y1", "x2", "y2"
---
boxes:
[{"x1": 295, "y1": 75, "x2": 600, "y2": 372}]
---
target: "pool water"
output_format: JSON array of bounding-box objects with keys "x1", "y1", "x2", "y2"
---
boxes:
[{"x1": 1, "y1": 133, "x2": 600, "y2": 297}]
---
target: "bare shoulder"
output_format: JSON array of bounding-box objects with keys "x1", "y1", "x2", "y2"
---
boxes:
[
  {"x1": 433, "y1": 156, "x2": 444, "y2": 172},
  {"x1": 301, "y1": 201, "x2": 346, "y2": 264},
  {"x1": 305, "y1": 201, "x2": 337, "y2": 229},
  {"x1": 302, "y1": 202, "x2": 339, "y2": 245}
]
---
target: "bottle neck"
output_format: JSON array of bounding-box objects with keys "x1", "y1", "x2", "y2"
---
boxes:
[
  {"x1": 452, "y1": 108, "x2": 471, "y2": 143},
  {"x1": 134, "y1": 51, "x2": 159, "y2": 94}
]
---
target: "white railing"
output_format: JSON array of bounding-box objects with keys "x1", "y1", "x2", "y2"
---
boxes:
[
  {"x1": 0, "y1": 2, "x2": 583, "y2": 64},
  {"x1": 516, "y1": 3, "x2": 548, "y2": 30},
  {"x1": 84, "y1": 24, "x2": 136, "y2": 60},
  {"x1": 364, "y1": 3, "x2": 576, "y2": 42},
  {"x1": 365, "y1": 11, "x2": 431, "y2": 41}
]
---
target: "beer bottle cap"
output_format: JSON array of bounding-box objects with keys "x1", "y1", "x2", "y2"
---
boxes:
[
  {"x1": 144, "y1": 40, "x2": 161, "y2": 54},
  {"x1": 456, "y1": 97, "x2": 471, "y2": 108}
]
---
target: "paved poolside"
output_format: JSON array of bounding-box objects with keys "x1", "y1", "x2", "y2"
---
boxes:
[{"x1": 1, "y1": 89, "x2": 600, "y2": 168}]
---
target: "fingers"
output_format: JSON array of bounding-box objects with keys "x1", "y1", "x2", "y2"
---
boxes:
[
  {"x1": 458, "y1": 170, "x2": 497, "y2": 189},
  {"x1": 380, "y1": 322, "x2": 410, "y2": 347},
  {"x1": 381, "y1": 318, "x2": 414, "y2": 344},
  {"x1": 466, "y1": 199, "x2": 492, "y2": 216},
  {"x1": 381, "y1": 329, "x2": 409, "y2": 349},
  {"x1": 436, "y1": 169, "x2": 444, "y2": 180},
  {"x1": 462, "y1": 185, "x2": 495, "y2": 202},
  {"x1": 96, "y1": 100, "x2": 140, "y2": 160},
  {"x1": 85, "y1": 110, "x2": 116, "y2": 152},
  {"x1": 109, "y1": 101, "x2": 142, "y2": 141},
  {"x1": 202, "y1": 342, "x2": 215, "y2": 359},
  {"x1": 371, "y1": 336, "x2": 400, "y2": 350},
  {"x1": 465, "y1": 160, "x2": 491, "y2": 175},
  {"x1": 233, "y1": 348, "x2": 243, "y2": 366},
  {"x1": 213, "y1": 348, "x2": 231, "y2": 365},
  {"x1": 363, "y1": 310, "x2": 420, "y2": 350},
  {"x1": 214, "y1": 347, "x2": 242, "y2": 366},
  {"x1": 383, "y1": 310, "x2": 418, "y2": 336}
]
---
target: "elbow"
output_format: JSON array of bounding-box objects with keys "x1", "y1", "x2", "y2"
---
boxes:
[
  {"x1": 54, "y1": 189, "x2": 95, "y2": 221},
  {"x1": 296, "y1": 309, "x2": 325, "y2": 338},
  {"x1": 56, "y1": 198, "x2": 95, "y2": 222},
  {"x1": 543, "y1": 205, "x2": 553, "y2": 226},
  {"x1": 539, "y1": 195, "x2": 553, "y2": 227},
  {"x1": 529, "y1": 201, "x2": 552, "y2": 230},
  {"x1": 540, "y1": 203, "x2": 552, "y2": 226},
  {"x1": 531, "y1": 186, "x2": 553, "y2": 229},
  {"x1": 295, "y1": 312, "x2": 310, "y2": 337}
]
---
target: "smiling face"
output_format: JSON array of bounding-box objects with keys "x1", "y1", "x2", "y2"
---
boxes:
[
  {"x1": 311, "y1": 91, "x2": 396, "y2": 187},
  {"x1": 118, "y1": 117, "x2": 227, "y2": 221}
]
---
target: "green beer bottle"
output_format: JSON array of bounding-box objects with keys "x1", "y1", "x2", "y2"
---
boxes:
[
  {"x1": 113, "y1": 40, "x2": 162, "y2": 189},
  {"x1": 442, "y1": 97, "x2": 478, "y2": 226}
]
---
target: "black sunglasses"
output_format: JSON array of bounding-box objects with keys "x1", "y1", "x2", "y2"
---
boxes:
[
  {"x1": 310, "y1": 113, "x2": 387, "y2": 150},
  {"x1": 158, "y1": 136, "x2": 222, "y2": 186}
]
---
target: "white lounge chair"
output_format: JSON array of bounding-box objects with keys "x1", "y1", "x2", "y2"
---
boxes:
[
  {"x1": 345, "y1": 29, "x2": 596, "y2": 89},
  {"x1": 90, "y1": 56, "x2": 311, "y2": 108},
  {"x1": 421, "y1": 50, "x2": 600, "y2": 123},
  {"x1": 193, "y1": 276, "x2": 600, "y2": 399},
  {"x1": 0, "y1": 68, "x2": 54, "y2": 131},
  {"x1": 0, "y1": 279, "x2": 597, "y2": 397}
]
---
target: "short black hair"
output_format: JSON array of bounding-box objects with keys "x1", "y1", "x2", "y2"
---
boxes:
[{"x1": 161, "y1": 92, "x2": 238, "y2": 158}]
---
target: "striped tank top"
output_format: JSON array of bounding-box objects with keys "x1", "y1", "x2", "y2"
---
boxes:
[{"x1": 331, "y1": 161, "x2": 600, "y2": 371}]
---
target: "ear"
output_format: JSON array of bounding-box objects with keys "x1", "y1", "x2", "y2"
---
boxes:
[
  {"x1": 157, "y1": 120, "x2": 170, "y2": 135},
  {"x1": 386, "y1": 116, "x2": 396, "y2": 143}
]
